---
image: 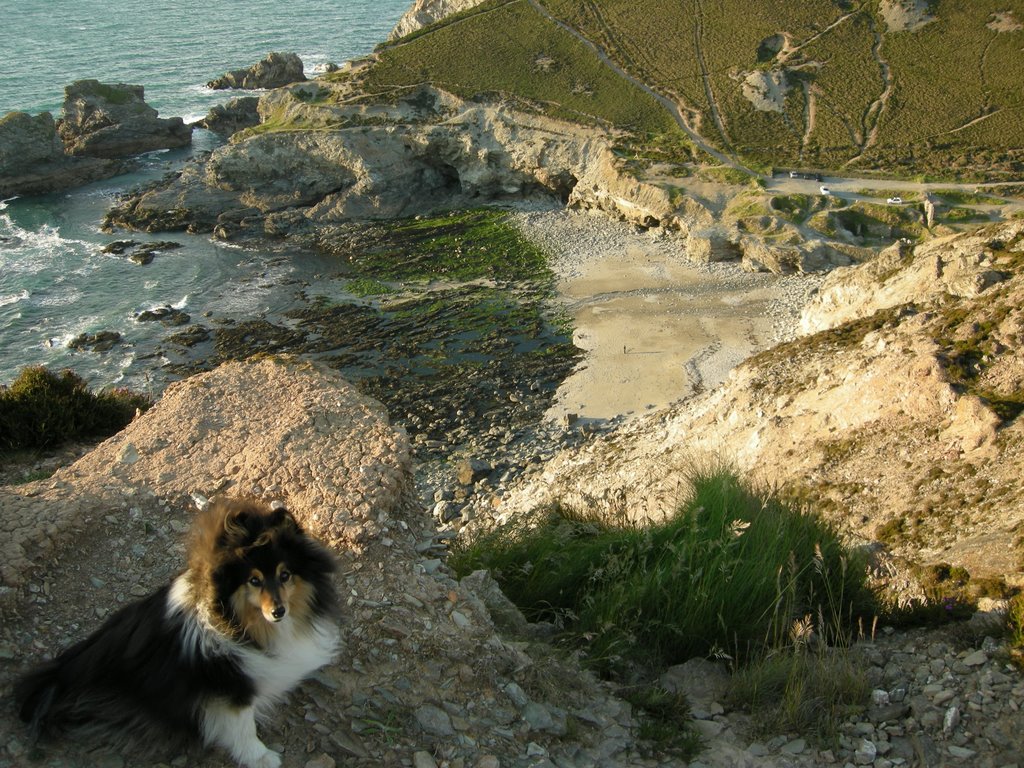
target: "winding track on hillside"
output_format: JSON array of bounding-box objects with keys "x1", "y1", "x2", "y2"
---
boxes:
[
  {"x1": 526, "y1": 0, "x2": 755, "y2": 173},
  {"x1": 846, "y1": 19, "x2": 894, "y2": 167}
]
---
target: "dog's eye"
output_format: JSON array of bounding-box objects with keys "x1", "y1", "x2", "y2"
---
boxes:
[
  {"x1": 279, "y1": 570, "x2": 291, "y2": 583},
  {"x1": 248, "y1": 576, "x2": 262, "y2": 587}
]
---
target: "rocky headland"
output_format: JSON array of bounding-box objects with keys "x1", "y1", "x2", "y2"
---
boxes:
[{"x1": 0, "y1": 80, "x2": 192, "y2": 197}]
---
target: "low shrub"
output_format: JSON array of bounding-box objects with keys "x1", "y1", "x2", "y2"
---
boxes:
[
  {"x1": 449, "y1": 467, "x2": 872, "y2": 673},
  {"x1": 0, "y1": 366, "x2": 151, "y2": 453}
]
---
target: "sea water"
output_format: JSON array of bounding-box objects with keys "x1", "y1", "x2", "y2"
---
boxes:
[{"x1": 0, "y1": 0, "x2": 409, "y2": 391}]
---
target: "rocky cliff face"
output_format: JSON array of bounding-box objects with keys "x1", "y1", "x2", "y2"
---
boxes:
[
  {"x1": 500, "y1": 220, "x2": 1024, "y2": 584},
  {"x1": 105, "y1": 83, "x2": 707, "y2": 240},
  {"x1": 389, "y1": 0, "x2": 489, "y2": 40}
]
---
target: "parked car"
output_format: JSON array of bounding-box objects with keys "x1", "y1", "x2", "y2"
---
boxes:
[
  {"x1": 887, "y1": 196, "x2": 903, "y2": 205},
  {"x1": 819, "y1": 185, "x2": 831, "y2": 195}
]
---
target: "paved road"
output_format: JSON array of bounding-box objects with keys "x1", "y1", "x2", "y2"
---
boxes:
[{"x1": 765, "y1": 174, "x2": 1024, "y2": 209}]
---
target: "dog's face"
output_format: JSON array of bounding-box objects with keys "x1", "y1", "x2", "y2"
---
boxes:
[
  {"x1": 204, "y1": 502, "x2": 320, "y2": 642},
  {"x1": 238, "y1": 556, "x2": 300, "y2": 624},
  {"x1": 189, "y1": 498, "x2": 338, "y2": 646}
]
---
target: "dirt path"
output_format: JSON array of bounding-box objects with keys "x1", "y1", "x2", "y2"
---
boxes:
[{"x1": 846, "y1": 19, "x2": 894, "y2": 166}]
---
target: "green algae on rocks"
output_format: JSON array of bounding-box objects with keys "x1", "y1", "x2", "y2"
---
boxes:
[{"x1": 160, "y1": 209, "x2": 580, "y2": 458}]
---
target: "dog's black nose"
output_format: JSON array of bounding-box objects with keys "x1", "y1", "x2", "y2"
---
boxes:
[{"x1": 272, "y1": 605, "x2": 286, "y2": 620}]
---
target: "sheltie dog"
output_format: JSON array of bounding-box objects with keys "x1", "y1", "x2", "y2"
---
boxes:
[{"x1": 15, "y1": 498, "x2": 340, "y2": 768}]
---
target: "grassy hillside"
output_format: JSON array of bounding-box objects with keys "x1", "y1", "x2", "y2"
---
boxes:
[
  {"x1": 366, "y1": 0, "x2": 1024, "y2": 179},
  {"x1": 364, "y1": 0, "x2": 678, "y2": 134}
]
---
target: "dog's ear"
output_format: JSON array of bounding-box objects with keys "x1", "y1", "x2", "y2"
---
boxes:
[
  {"x1": 223, "y1": 506, "x2": 256, "y2": 537},
  {"x1": 269, "y1": 505, "x2": 304, "y2": 534}
]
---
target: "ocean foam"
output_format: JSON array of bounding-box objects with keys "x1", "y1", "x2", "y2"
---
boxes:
[{"x1": 0, "y1": 289, "x2": 30, "y2": 308}]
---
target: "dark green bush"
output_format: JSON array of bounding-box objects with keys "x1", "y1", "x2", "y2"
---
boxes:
[
  {"x1": 0, "y1": 366, "x2": 151, "y2": 452},
  {"x1": 450, "y1": 467, "x2": 872, "y2": 673}
]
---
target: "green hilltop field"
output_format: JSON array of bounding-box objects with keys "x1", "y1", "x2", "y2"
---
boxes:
[{"x1": 361, "y1": 0, "x2": 1024, "y2": 179}]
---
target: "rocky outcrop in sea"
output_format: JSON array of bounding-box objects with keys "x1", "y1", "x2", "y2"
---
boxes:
[
  {"x1": 58, "y1": 79, "x2": 192, "y2": 158},
  {"x1": 0, "y1": 110, "x2": 120, "y2": 197},
  {"x1": 0, "y1": 80, "x2": 192, "y2": 197},
  {"x1": 206, "y1": 51, "x2": 306, "y2": 90}
]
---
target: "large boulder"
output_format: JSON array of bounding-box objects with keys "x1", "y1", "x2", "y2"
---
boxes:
[
  {"x1": 0, "y1": 110, "x2": 121, "y2": 196},
  {"x1": 207, "y1": 52, "x2": 306, "y2": 90},
  {"x1": 58, "y1": 79, "x2": 192, "y2": 158}
]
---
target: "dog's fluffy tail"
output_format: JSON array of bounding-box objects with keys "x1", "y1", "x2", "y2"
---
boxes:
[{"x1": 14, "y1": 660, "x2": 61, "y2": 740}]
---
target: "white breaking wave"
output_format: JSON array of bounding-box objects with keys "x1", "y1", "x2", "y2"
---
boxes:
[
  {"x1": 0, "y1": 289, "x2": 30, "y2": 308},
  {"x1": 37, "y1": 287, "x2": 84, "y2": 307}
]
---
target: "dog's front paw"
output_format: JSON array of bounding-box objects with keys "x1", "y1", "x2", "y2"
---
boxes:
[{"x1": 249, "y1": 750, "x2": 281, "y2": 768}]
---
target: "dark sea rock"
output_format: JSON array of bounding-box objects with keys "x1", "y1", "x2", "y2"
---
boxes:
[
  {"x1": 0, "y1": 110, "x2": 122, "y2": 197},
  {"x1": 166, "y1": 325, "x2": 211, "y2": 348},
  {"x1": 58, "y1": 79, "x2": 192, "y2": 158},
  {"x1": 194, "y1": 96, "x2": 260, "y2": 136},
  {"x1": 136, "y1": 305, "x2": 190, "y2": 326},
  {"x1": 207, "y1": 52, "x2": 306, "y2": 90},
  {"x1": 68, "y1": 330, "x2": 122, "y2": 352},
  {"x1": 101, "y1": 239, "x2": 183, "y2": 265}
]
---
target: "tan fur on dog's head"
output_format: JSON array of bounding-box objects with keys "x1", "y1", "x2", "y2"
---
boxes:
[{"x1": 185, "y1": 498, "x2": 337, "y2": 647}]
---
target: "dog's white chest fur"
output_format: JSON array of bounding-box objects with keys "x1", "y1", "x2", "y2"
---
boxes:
[{"x1": 241, "y1": 617, "x2": 339, "y2": 706}]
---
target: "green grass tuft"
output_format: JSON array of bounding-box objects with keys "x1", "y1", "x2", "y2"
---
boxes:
[
  {"x1": 450, "y1": 466, "x2": 871, "y2": 673},
  {"x1": 728, "y1": 643, "x2": 870, "y2": 744},
  {"x1": 621, "y1": 685, "x2": 702, "y2": 759}
]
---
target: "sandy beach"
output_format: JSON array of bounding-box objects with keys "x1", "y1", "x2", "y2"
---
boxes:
[{"x1": 512, "y1": 210, "x2": 822, "y2": 423}]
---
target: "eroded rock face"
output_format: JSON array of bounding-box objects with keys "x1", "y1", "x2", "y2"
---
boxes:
[
  {"x1": 389, "y1": 0, "x2": 489, "y2": 40},
  {"x1": 801, "y1": 222, "x2": 1023, "y2": 334},
  {"x1": 58, "y1": 79, "x2": 192, "y2": 158},
  {"x1": 0, "y1": 110, "x2": 122, "y2": 196},
  {"x1": 105, "y1": 85, "x2": 698, "y2": 238},
  {"x1": 207, "y1": 52, "x2": 306, "y2": 90}
]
